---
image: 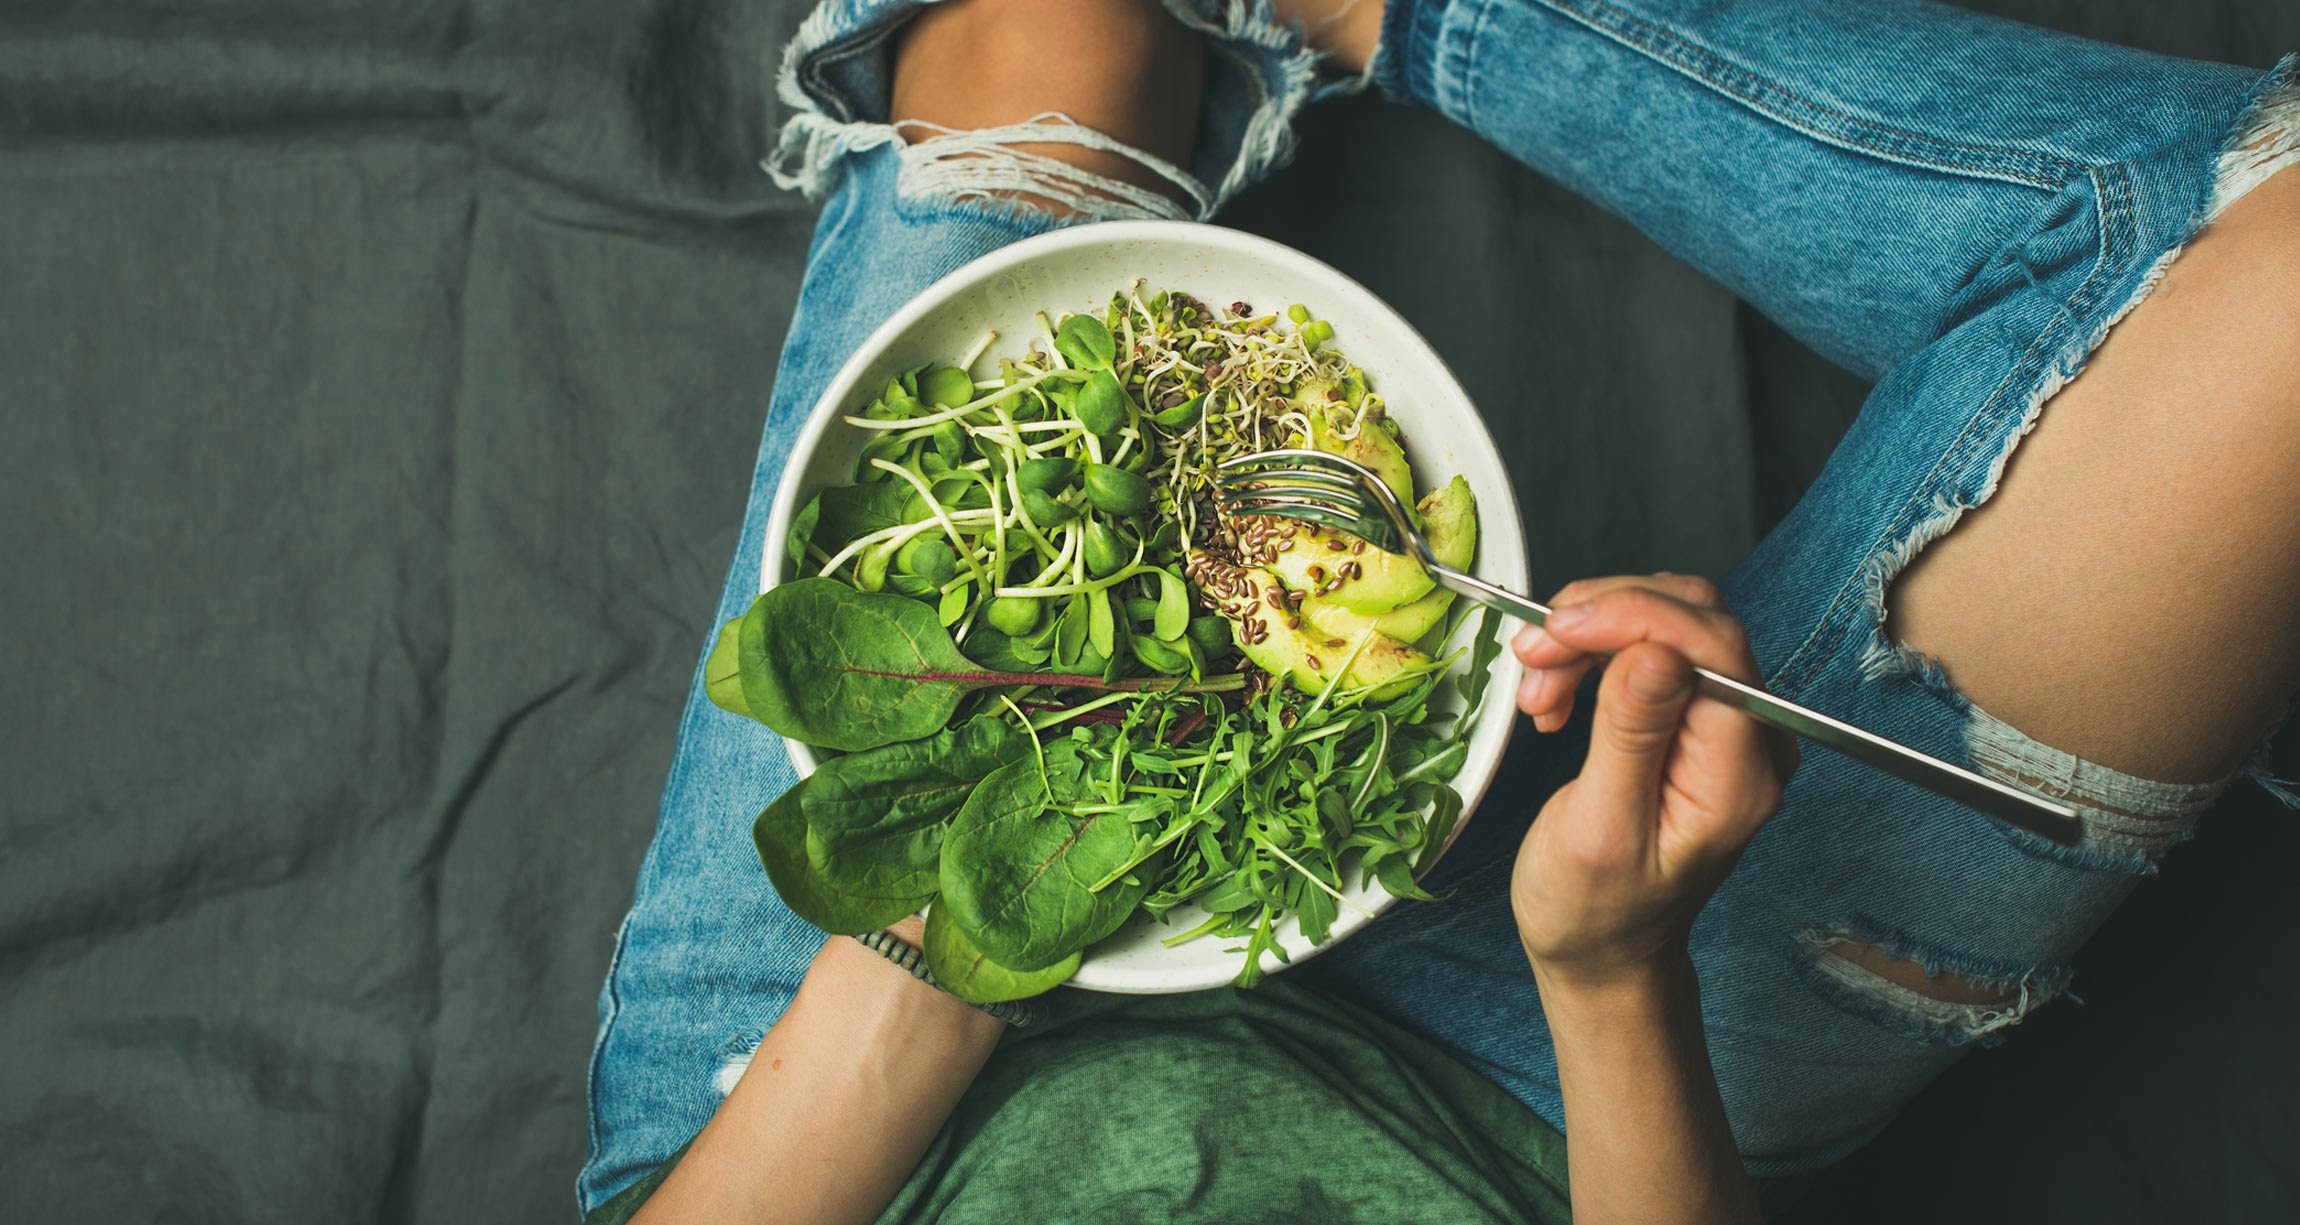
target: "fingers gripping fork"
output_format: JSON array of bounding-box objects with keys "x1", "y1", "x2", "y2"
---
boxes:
[{"x1": 1214, "y1": 450, "x2": 2083, "y2": 845}]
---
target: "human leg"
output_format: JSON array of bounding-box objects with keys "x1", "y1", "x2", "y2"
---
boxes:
[
  {"x1": 578, "y1": 0, "x2": 1331, "y2": 1209},
  {"x1": 1300, "y1": 0, "x2": 2298, "y2": 1173}
]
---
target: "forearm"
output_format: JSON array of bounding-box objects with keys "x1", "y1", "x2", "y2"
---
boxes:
[
  {"x1": 1535, "y1": 955, "x2": 1761, "y2": 1225},
  {"x1": 632, "y1": 934, "x2": 1006, "y2": 1225}
]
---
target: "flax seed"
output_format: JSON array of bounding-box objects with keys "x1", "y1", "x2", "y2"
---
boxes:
[
  {"x1": 1285, "y1": 616, "x2": 1301, "y2": 630},
  {"x1": 1327, "y1": 539, "x2": 1348, "y2": 552},
  {"x1": 1307, "y1": 654, "x2": 1322, "y2": 670}
]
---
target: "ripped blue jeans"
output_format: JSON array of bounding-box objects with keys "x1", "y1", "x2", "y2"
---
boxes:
[{"x1": 580, "y1": 0, "x2": 2300, "y2": 1208}]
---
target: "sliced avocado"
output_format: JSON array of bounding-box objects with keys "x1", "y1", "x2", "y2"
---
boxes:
[
  {"x1": 1186, "y1": 552, "x2": 1428, "y2": 697},
  {"x1": 1263, "y1": 517, "x2": 1434, "y2": 615},
  {"x1": 1302, "y1": 475, "x2": 1478, "y2": 645},
  {"x1": 1294, "y1": 387, "x2": 1414, "y2": 507}
]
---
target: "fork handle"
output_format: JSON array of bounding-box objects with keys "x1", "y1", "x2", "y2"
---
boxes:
[{"x1": 1428, "y1": 566, "x2": 2084, "y2": 846}]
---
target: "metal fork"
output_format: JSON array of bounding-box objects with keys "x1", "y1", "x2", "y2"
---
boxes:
[{"x1": 1214, "y1": 449, "x2": 2083, "y2": 846}]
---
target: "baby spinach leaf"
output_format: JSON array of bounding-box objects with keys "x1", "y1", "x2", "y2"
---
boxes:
[
  {"x1": 803, "y1": 717, "x2": 1027, "y2": 871},
  {"x1": 923, "y1": 904, "x2": 1080, "y2": 1004},
  {"x1": 735, "y1": 580, "x2": 1013, "y2": 751},
  {"x1": 960, "y1": 627, "x2": 1043, "y2": 672},
  {"x1": 754, "y1": 783, "x2": 936, "y2": 934},
  {"x1": 786, "y1": 494, "x2": 822, "y2": 567},
  {"x1": 704, "y1": 617, "x2": 751, "y2": 719},
  {"x1": 939, "y1": 756, "x2": 1151, "y2": 972},
  {"x1": 811, "y1": 482, "x2": 923, "y2": 557},
  {"x1": 731, "y1": 581, "x2": 1236, "y2": 752}
]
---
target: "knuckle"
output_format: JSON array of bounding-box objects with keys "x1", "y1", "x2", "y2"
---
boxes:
[{"x1": 1674, "y1": 574, "x2": 1722, "y2": 606}]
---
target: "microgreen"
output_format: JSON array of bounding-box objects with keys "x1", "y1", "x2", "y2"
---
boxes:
[{"x1": 715, "y1": 288, "x2": 1501, "y2": 989}]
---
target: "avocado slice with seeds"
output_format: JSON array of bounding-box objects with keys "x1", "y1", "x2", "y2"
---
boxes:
[
  {"x1": 1302, "y1": 476, "x2": 1478, "y2": 646},
  {"x1": 1187, "y1": 551, "x2": 1428, "y2": 698},
  {"x1": 1294, "y1": 389, "x2": 1414, "y2": 507},
  {"x1": 1265, "y1": 519, "x2": 1434, "y2": 615}
]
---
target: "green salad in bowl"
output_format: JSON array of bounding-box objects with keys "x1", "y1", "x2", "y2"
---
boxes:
[{"x1": 723, "y1": 223, "x2": 1525, "y2": 999}]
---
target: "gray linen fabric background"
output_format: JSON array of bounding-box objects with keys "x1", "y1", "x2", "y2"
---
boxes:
[{"x1": 1, "y1": 0, "x2": 2293, "y2": 1220}]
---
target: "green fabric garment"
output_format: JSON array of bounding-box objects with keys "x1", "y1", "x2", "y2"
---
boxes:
[{"x1": 586, "y1": 979, "x2": 1572, "y2": 1224}]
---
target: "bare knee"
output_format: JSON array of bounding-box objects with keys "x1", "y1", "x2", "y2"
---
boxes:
[
  {"x1": 889, "y1": 0, "x2": 1203, "y2": 214},
  {"x1": 1887, "y1": 160, "x2": 2300, "y2": 785}
]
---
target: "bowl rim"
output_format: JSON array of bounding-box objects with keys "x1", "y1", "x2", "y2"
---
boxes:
[{"x1": 758, "y1": 219, "x2": 1526, "y2": 991}]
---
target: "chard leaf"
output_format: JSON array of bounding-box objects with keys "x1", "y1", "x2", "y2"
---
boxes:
[{"x1": 923, "y1": 904, "x2": 1079, "y2": 1004}]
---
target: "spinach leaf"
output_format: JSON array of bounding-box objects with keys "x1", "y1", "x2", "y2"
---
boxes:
[
  {"x1": 923, "y1": 904, "x2": 1080, "y2": 1004},
  {"x1": 786, "y1": 494, "x2": 822, "y2": 568},
  {"x1": 730, "y1": 580, "x2": 1240, "y2": 752},
  {"x1": 803, "y1": 717, "x2": 1026, "y2": 871},
  {"x1": 960, "y1": 627, "x2": 1044, "y2": 672},
  {"x1": 754, "y1": 783, "x2": 937, "y2": 934},
  {"x1": 735, "y1": 580, "x2": 1031, "y2": 752},
  {"x1": 810, "y1": 482, "x2": 922, "y2": 557},
  {"x1": 704, "y1": 617, "x2": 751, "y2": 719},
  {"x1": 939, "y1": 754, "x2": 1151, "y2": 972}
]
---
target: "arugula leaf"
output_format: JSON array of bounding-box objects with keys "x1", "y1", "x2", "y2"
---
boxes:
[
  {"x1": 923, "y1": 904, "x2": 1080, "y2": 1004},
  {"x1": 939, "y1": 753, "x2": 1151, "y2": 972}
]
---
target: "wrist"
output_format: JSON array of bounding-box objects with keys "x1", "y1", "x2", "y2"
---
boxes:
[
  {"x1": 1528, "y1": 948, "x2": 1699, "y2": 1024},
  {"x1": 814, "y1": 934, "x2": 1008, "y2": 1047}
]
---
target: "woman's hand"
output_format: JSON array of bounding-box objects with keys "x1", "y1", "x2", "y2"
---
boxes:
[
  {"x1": 1510, "y1": 574, "x2": 1794, "y2": 989},
  {"x1": 1508, "y1": 573, "x2": 1789, "y2": 1225}
]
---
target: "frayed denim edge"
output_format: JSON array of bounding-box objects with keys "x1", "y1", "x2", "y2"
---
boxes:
[
  {"x1": 761, "y1": 0, "x2": 1340, "y2": 222},
  {"x1": 1854, "y1": 54, "x2": 2300, "y2": 850},
  {"x1": 1793, "y1": 927, "x2": 2073, "y2": 1048}
]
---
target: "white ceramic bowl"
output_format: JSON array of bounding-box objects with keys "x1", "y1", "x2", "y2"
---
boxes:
[{"x1": 763, "y1": 221, "x2": 1525, "y2": 993}]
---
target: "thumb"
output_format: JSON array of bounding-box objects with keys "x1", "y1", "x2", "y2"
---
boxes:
[{"x1": 1578, "y1": 642, "x2": 1697, "y2": 811}]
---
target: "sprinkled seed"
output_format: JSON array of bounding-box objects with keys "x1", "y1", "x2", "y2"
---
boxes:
[
  {"x1": 1307, "y1": 564, "x2": 1326, "y2": 582},
  {"x1": 1327, "y1": 539, "x2": 1348, "y2": 551},
  {"x1": 1306, "y1": 654, "x2": 1323, "y2": 671},
  {"x1": 1285, "y1": 616, "x2": 1301, "y2": 629},
  {"x1": 1344, "y1": 562, "x2": 1362, "y2": 580},
  {"x1": 1327, "y1": 389, "x2": 1343, "y2": 402},
  {"x1": 1325, "y1": 638, "x2": 1345, "y2": 648},
  {"x1": 1351, "y1": 540, "x2": 1366, "y2": 554},
  {"x1": 1275, "y1": 539, "x2": 1294, "y2": 552}
]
